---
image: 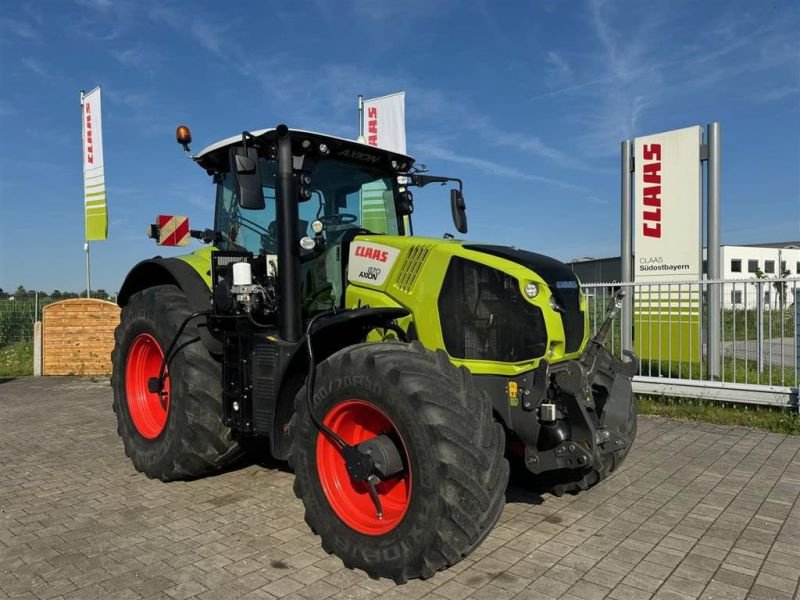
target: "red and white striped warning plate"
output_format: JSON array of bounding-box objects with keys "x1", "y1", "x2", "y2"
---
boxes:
[{"x1": 157, "y1": 215, "x2": 190, "y2": 246}]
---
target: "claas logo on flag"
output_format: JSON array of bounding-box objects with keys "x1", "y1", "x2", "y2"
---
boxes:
[{"x1": 154, "y1": 215, "x2": 190, "y2": 246}]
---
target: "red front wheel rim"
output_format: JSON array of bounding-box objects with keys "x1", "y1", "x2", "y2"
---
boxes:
[
  {"x1": 125, "y1": 333, "x2": 169, "y2": 439},
  {"x1": 316, "y1": 400, "x2": 411, "y2": 536}
]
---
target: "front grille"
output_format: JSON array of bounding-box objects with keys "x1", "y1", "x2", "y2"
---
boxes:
[
  {"x1": 463, "y1": 244, "x2": 586, "y2": 356},
  {"x1": 438, "y1": 257, "x2": 547, "y2": 362}
]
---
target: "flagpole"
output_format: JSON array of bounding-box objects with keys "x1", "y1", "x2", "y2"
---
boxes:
[
  {"x1": 85, "y1": 242, "x2": 91, "y2": 298},
  {"x1": 357, "y1": 94, "x2": 364, "y2": 143},
  {"x1": 81, "y1": 89, "x2": 91, "y2": 298}
]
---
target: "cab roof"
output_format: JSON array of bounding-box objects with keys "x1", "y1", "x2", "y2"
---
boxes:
[{"x1": 193, "y1": 127, "x2": 415, "y2": 174}]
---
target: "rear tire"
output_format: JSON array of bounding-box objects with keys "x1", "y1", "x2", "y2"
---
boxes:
[
  {"x1": 289, "y1": 341, "x2": 509, "y2": 583},
  {"x1": 111, "y1": 284, "x2": 242, "y2": 481}
]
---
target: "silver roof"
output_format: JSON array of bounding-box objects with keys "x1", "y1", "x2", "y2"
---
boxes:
[
  {"x1": 192, "y1": 127, "x2": 414, "y2": 173},
  {"x1": 194, "y1": 128, "x2": 274, "y2": 160}
]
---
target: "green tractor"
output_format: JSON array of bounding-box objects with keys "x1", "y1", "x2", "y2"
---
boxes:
[{"x1": 112, "y1": 124, "x2": 638, "y2": 582}]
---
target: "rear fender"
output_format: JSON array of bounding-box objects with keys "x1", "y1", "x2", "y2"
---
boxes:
[{"x1": 117, "y1": 258, "x2": 219, "y2": 354}]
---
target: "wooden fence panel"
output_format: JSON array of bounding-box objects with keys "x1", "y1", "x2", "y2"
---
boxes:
[{"x1": 42, "y1": 299, "x2": 120, "y2": 375}]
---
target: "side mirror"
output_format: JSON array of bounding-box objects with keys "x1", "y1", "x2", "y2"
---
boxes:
[
  {"x1": 450, "y1": 188, "x2": 467, "y2": 234},
  {"x1": 230, "y1": 147, "x2": 265, "y2": 210}
]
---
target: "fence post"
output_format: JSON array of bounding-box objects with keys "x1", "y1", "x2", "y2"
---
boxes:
[
  {"x1": 795, "y1": 287, "x2": 799, "y2": 375},
  {"x1": 756, "y1": 281, "x2": 764, "y2": 374},
  {"x1": 706, "y1": 123, "x2": 722, "y2": 380},
  {"x1": 33, "y1": 321, "x2": 42, "y2": 376},
  {"x1": 620, "y1": 140, "x2": 633, "y2": 353}
]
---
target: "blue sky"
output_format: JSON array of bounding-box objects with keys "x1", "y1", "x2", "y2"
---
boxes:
[{"x1": 0, "y1": 0, "x2": 798, "y2": 293}]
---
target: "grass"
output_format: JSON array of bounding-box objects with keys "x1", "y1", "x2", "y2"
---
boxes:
[
  {"x1": 722, "y1": 306, "x2": 795, "y2": 341},
  {"x1": 0, "y1": 342, "x2": 33, "y2": 377},
  {"x1": 639, "y1": 356, "x2": 798, "y2": 387},
  {"x1": 638, "y1": 395, "x2": 800, "y2": 435}
]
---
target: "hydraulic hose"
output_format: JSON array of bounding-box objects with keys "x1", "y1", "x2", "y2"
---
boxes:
[{"x1": 303, "y1": 310, "x2": 348, "y2": 449}]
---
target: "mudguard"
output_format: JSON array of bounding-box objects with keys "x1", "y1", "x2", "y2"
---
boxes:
[{"x1": 117, "y1": 257, "x2": 219, "y2": 354}]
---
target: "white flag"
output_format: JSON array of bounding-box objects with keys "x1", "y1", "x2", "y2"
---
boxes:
[
  {"x1": 362, "y1": 92, "x2": 406, "y2": 154},
  {"x1": 82, "y1": 86, "x2": 107, "y2": 241}
]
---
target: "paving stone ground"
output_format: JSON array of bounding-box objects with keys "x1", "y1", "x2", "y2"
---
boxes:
[{"x1": 1, "y1": 377, "x2": 799, "y2": 600}]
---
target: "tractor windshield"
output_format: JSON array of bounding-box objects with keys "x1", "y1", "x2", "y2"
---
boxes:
[
  {"x1": 215, "y1": 158, "x2": 400, "y2": 255},
  {"x1": 215, "y1": 157, "x2": 401, "y2": 311}
]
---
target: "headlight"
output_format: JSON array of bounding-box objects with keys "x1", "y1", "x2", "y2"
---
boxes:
[{"x1": 523, "y1": 282, "x2": 539, "y2": 298}]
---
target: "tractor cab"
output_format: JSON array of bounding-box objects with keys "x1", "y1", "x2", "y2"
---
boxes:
[
  {"x1": 193, "y1": 128, "x2": 415, "y2": 312},
  {"x1": 195, "y1": 128, "x2": 414, "y2": 239}
]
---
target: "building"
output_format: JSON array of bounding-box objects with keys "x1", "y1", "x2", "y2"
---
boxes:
[
  {"x1": 719, "y1": 242, "x2": 800, "y2": 279},
  {"x1": 568, "y1": 242, "x2": 800, "y2": 309}
]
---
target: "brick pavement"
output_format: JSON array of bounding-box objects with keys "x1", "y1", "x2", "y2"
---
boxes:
[{"x1": 1, "y1": 376, "x2": 798, "y2": 600}]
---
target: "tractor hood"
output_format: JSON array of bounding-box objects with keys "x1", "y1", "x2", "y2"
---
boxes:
[
  {"x1": 345, "y1": 235, "x2": 588, "y2": 370},
  {"x1": 462, "y1": 244, "x2": 580, "y2": 291},
  {"x1": 346, "y1": 236, "x2": 580, "y2": 294}
]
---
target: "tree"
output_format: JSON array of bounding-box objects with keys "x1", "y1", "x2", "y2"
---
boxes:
[{"x1": 772, "y1": 269, "x2": 791, "y2": 311}]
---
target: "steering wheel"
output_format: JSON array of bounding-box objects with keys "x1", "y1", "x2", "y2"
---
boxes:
[{"x1": 318, "y1": 213, "x2": 358, "y2": 226}]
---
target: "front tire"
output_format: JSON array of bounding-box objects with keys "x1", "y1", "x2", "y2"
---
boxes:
[
  {"x1": 111, "y1": 284, "x2": 242, "y2": 481},
  {"x1": 289, "y1": 341, "x2": 509, "y2": 583}
]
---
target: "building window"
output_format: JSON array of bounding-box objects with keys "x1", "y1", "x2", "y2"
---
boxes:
[
  {"x1": 730, "y1": 290, "x2": 742, "y2": 305},
  {"x1": 748, "y1": 259, "x2": 759, "y2": 273},
  {"x1": 731, "y1": 259, "x2": 742, "y2": 272},
  {"x1": 765, "y1": 260, "x2": 775, "y2": 274},
  {"x1": 702, "y1": 260, "x2": 707, "y2": 274},
  {"x1": 780, "y1": 260, "x2": 787, "y2": 274},
  {"x1": 796, "y1": 261, "x2": 800, "y2": 274}
]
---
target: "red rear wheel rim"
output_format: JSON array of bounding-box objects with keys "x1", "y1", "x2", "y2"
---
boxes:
[
  {"x1": 125, "y1": 333, "x2": 169, "y2": 439},
  {"x1": 316, "y1": 400, "x2": 411, "y2": 536}
]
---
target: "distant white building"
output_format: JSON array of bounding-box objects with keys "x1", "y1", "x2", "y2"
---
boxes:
[
  {"x1": 714, "y1": 242, "x2": 799, "y2": 309},
  {"x1": 715, "y1": 242, "x2": 800, "y2": 279},
  {"x1": 569, "y1": 241, "x2": 800, "y2": 309}
]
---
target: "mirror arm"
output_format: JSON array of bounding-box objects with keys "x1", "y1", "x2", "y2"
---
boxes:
[
  {"x1": 409, "y1": 174, "x2": 462, "y2": 193},
  {"x1": 190, "y1": 229, "x2": 221, "y2": 244}
]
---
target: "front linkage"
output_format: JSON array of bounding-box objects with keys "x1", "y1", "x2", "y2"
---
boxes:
[{"x1": 522, "y1": 289, "x2": 639, "y2": 476}]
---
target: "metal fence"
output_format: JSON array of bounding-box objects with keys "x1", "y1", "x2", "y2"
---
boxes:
[
  {"x1": 0, "y1": 293, "x2": 117, "y2": 345},
  {"x1": 584, "y1": 278, "x2": 799, "y2": 410},
  {"x1": 0, "y1": 294, "x2": 53, "y2": 345}
]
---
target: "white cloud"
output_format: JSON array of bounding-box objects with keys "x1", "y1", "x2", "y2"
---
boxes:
[
  {"x1": 545, "y1": 51, "x2": 573, "y2": 85},
  {"x1": 21, "y1": 57, "x2": 48, "y2": 78},
  {"x1": 0, "y1": 17, "x2": 41, "y2": 41},
  {"x1": 74, "y1": 0, "x2": 115, "y2": 10},
  {"x1": 413, "y1": 142, "x2": 591, "y2": 194},
  {"x1": 754, "y1": 86, "x2": 800, "y2": 103},
  {"x1": 536, "y1": 1, "x2": 799, "y2": 155},
  {"x1": 111, "y1": 45, "x2": 161, "y2": 71}
]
